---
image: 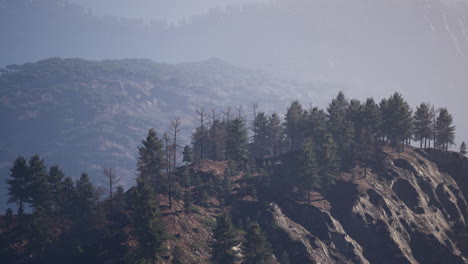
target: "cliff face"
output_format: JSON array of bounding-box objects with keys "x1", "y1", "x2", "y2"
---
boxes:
[{"x1": 232, "y1": 148, "x2": 468, "y2": 264}]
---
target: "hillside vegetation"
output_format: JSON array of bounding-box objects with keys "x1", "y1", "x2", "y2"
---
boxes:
[{"x1": 2, "y1": 85, "x2": 467, "y2": 263}]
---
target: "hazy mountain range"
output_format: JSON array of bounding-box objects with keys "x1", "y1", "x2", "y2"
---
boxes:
[{"x1": 1, "y1": 0, "x2": 467, "y2": 145}]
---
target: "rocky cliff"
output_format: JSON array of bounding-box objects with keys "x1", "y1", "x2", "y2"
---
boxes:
[{"x1": 228, "y1": 148, "x2": 468, "y2": 264}]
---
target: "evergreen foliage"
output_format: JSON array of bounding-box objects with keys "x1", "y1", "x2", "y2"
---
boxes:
[
  {"x1": 182, "y1": 145, "x2": 193, "y2": 164},
  {"x1": 413, "y1": 103, "x2": 433, "y2": 148},
  {"x1": 242, "y1": 221, "x2": 273, "y2": 264},
  {"x1": 300, "y1": 138, "x2": 320, "y2": 202},
  {"x1": 284, "y1": 100, "x2": 305, "y2": 152},
  {"x1": 29, "y1": 155, "x2": 52, "y2": 212},
  {"x1": 6, "y1": 156, "x2": 30, "y2": 214},
  {"x1": 319, "y1": 134, "x2": 340, "y2": 191},
  {"x1": 268, "y1": 113, "x2": 284, "y2": 157},
  {"x1": 226, "y1": 118, "x2": 249, "y2": 163},
  {"x1": 137, "y1": 129, "x2": 165, "y2": 183},
  {"x1": 211, "y1": 214, "x2": 239, "y2": 264},
  {"x1": 461, "y1": 142, "x2": 467, "y2": 156},
  {"x1": 435, "y1": 108, "x2": 456, "y2": 151},
  {"x1": 252, "y1": 112, "x2": 271, "y2": 158},
  {"x1": 327, "y1": 92, "x2": 355, "y2": 163},
  {"x1": 380, "y1": 93, "x2": 412, "y2": 150},
  {"x1": 133, "y1": 177, "x2": 167, "y2": 263}
]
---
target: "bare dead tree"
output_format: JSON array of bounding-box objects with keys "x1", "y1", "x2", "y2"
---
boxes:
[
  {"x1": 222, "y1": 106, "x2": 232, "y2": 124},
  {"x1": 94, "y1": 185, "x2": 106, "y2": 251},
  {"x1": 196, "y1": 108, "x2": 208, "y2": 160},
  {"x1": 103, "y1": 168, "x2": 121, "y2": 229},
  {"x1": 163, "y1": 132, "x2": 173, "y2": 209},
  {"x1": 171, "y1": 117, "x2": 181, "y2": 171},
  {"x1": 222, "y1": 107, "x2": 233, "y2": 160},
  {"x1": 251, "y1": 101, "x2": 259, "y2": 120},
  {"x1": 209, "y1": 109, "x2": 221, "y2": 160},
  {"x1": 235, "y1": 104, "x2": 245, "y2": 120},
  {"x1": 163, "y1": 132, "x2": 172, "y2": 173}
]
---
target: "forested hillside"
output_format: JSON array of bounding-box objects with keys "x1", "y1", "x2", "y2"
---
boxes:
[
  {"x1": 0, "y1": 57, "x2": 325, "y2": 211},
  {"x1": 2, "y1": 89, "x2": 466, "y2": 263}
]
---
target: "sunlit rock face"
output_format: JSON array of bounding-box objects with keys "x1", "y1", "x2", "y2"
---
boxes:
[{"x1": 232, "y1": 148, "x2": 468, "y2": 263}]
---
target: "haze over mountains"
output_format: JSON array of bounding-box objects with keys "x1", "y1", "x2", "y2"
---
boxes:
[{"x1": 1, "y1": 0, "x2": 467, "y2": 144}]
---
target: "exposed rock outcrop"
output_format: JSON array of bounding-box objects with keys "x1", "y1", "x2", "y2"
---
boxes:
[{"x1": 232, "y1": 148, "x2": 468, "y2": 263}]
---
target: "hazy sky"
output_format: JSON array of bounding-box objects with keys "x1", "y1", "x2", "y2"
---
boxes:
[{"x1": 68, "y1": 0, "x2": 268, "y2": 22}]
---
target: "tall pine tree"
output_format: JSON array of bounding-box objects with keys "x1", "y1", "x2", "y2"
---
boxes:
[
  {"x1": 133, "y1": 177, "x2": 167, "y2": 263},
  {"x1": 226, "y1": 118, "x2": 249, "y2": 163},
  {"x1": 413, "y1": 103, "x2": 433, "y2": 148},
  {"x1": 435, "y1": 108, "x2": 456, "y2": 151},
  {"x1": 284, "y1": 100, "x2": 305, "y2": 152},
  {"x1": 242, "y1": 221, "x2": 273, "y2": 264},
  {"x1": 137, "y1": 129, "x2": 165, "y2": 186},
  {"x1": 211, "y1": 214, "x2": 239, "y2": 264},
  {"x1": 6, "y1": 156, "x2": 30, "y2": 214},
  {"x1": 300, "y1": 138, "x2": 320, "y2": 201}
]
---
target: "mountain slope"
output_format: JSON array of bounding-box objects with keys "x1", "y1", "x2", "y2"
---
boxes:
[
  {"x1": 2, "y1": 147, "x2": 468, "y2": 263},
  {"x1": 230, "y1": 147, "x2": 468, "y2": 263},
  {"x1": 0, "y1": 57, "x2": 322, "y2": 211}
]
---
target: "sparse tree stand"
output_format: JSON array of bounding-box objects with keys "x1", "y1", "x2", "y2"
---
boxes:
[{"x1": 461, "y1": 142, "x2": 467, "y2": 156}]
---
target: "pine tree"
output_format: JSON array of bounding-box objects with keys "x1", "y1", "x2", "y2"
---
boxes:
[
  {"x1": 327, "y1": 92, "x2": 355, "y2": 163},
  {"x1": 320, "y1": 134, "x2": 340, "y2": 191},
  {"x1": 74, "y1": 173, "x2": 95, "y2": 220},
  {"x1": 191, "y1": 125, "x2": 211, "y2": 163},
  {"x1": 226, "y1": 118, "x2": 249, "y2": 162},
  {"x1": 300, "y1": 138, "x2": 320, "y2": 202},
  {"x1": 380, "y1": 93, "x2": 413, "y2": 150},
  {"x1": 355, "y1": 98, "x2": 381, "y2": 176},
  {"x1": 302, "y1": 106, "x2": 328, "y2": 149},
  {"x1": 29, "y1": 155, "x2": 52, "y2": 212},
  {"x1": 211, "y1": 214, "x2": 239, "y2": 264},
  {"x1": 182, "y1": 145, "x2": 193, "y2": 164},
  {"x1": 284, "y1": 100, "x2": 304, "y2": 152},
  {"x1": 413, "y1": 103, "x2": 433, "y2": 148},
  {"x1": 461, "y1": 142, "x2": 467, "y2": 156},
  {"x1": 137, "y1": 129, "x2": 165, "y2": 185},
  {"x1": 268, "y1": 113, "x2": 283, "y2": 157},
  {"x1": 252, "y1": 112, "x2": 271, "y2": 158},
  {"x1": 30, "y1": 207, "x2": 52, "y2": 264},
  {"x1": 242, "y1": 221, "x2": 273, "y2": 264},
  {"x1": 48, "y1": 165, "x2": 65, "y2": 212},
  {"x1": 133, "y1": 178, "x2": 167, "y2": 263},
  {"x1": 58, "y1": 177, "x2": 76, "y2": 217},
  {"x1": 435, "y1": 108, "x2": 456, "y2": 151},
  {"x1": 6, "y1": 156, "x2": 30, "y2": 214}
]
